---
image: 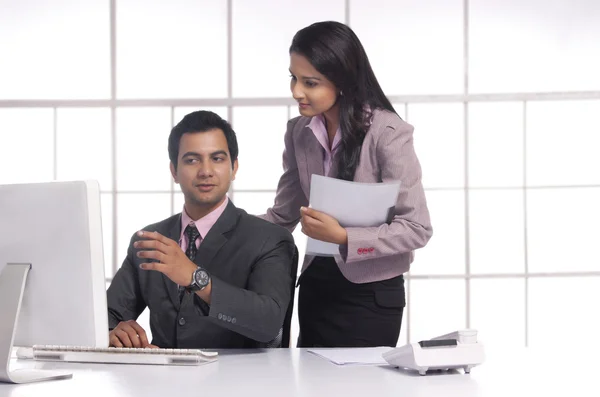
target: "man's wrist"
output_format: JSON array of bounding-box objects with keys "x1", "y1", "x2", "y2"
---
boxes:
[
  {"x1": 187, "y1": 266, "x2": 208, "y2": 290},
  {"x1": 195, "y1": 280, "x2": 212, "y2": 305},
  {"x1": 183, "y1": 262, "x2": 199, "y2": 287}
]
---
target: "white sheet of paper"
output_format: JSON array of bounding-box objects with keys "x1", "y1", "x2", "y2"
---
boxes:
[
  {"x1": 305, "y1": 175, "x2": 401, "y2": 256},
  {"x1": 307, "y1": 347, "x2": 393, "y2": 366}
]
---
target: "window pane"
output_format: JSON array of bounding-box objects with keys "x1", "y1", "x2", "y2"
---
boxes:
[
  {"x1": 410, "y1": 190, "x2": 465, "y2": 275},
  {"x1": 469, "y1": 102, "x2": 523, "y2": 188},
  {"x1": 231, "y1": 106, "x2": 288, "y2": 190},
  {"x1": 232, "y1": 0, "x2": 345, "y2": 97},
  {"x1": 529, "y1": 277, "x2": 600, "y2": 347},
  {"x1": 56, "y1": 108, "x2": 112, "y2": 191},
  {"x1": 101, "y1": 193, "x2": 114, "y2": 279},
  {"x1": 351, "y1": 0, "x2": 464, "y2": 95},
  {"x1": 116, "y1": 194, "x2": 171, "y2": 264},
  {"x1": 173, "y1": 107, "x2": 229, "y2": 127},
  {"x1": 409, "y1": 279, "x2": 466, "y2": 341},
  {"x1": 470, "y1": 0, "x2": 600, "y2": 93},
  {"x1": 116, "y1": 108, "x2": 172, "y2": 191},
  {"x1": 0, "y1": 109, "x2": 54, "y2": 184},
  {"x1": 117, "y1": 0, "x2": 227, "y2": 99},
  {"x1": 527, "y1": 101, "x2": 600, "y2": 186},
  {"x1": 0, "y1": 0, "x2": 110, "y2": 99},
  {"x1": 527, "y1": 188, "x2": 600, "y2": 273},
  {"x1": 390, "y1": 104, "x2": 407, "y2": 120},
  {"x1": 174, "y1": 192, "x2": 185, "y2": 215},
  {"x1": 289, "y1": 105, "x2": 301, "y2": 120},
  {"x1": 469, "y1": 190, "x2": 525, "y2": 274},
  {"x1": 471, "y1": 278, "x2": 525, "y2": 348},
  {"x1": 407, "y1": 103, "x2": 464, "y2": 189},
  {"x1": 232, "y1": 191, "x2": 275, "y2": 216}
]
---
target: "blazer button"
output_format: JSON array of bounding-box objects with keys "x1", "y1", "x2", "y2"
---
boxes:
[
  {"x1": 218, "y1": 313, "x2": 223, "y2": 320},
  {"x1": 178, "y1": 317, "x2": 186, "y2": 326},
  {"x1": 226, "y1": 316, "x2": 232, "y2": 322},
  {"x1": 232, "y1": 317, "x2": 237, "y2": 324}
]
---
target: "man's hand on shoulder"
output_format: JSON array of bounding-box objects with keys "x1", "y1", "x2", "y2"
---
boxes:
[
  {"x1": 109, "y1": 320, "x2": 157, "y2": 348},
  {"x1": 134, "y1": 230, "x2": 198, "y2": 287}
]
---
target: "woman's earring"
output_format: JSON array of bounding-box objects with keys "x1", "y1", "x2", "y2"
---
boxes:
[{"x1": 339, "y1": 90, "x2": 344, "y2": 96}]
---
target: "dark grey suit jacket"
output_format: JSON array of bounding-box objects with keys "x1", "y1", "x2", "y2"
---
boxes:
[{"x1": 106, "y1": 200, "x2": 294, "y2": 348}]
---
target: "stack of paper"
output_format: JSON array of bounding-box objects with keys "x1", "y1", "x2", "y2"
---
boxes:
[{"x1": 306, "y1": 175, "x2": 401, "y2": 256}]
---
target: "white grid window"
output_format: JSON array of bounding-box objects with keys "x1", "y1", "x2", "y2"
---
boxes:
[{"x1": 2, "y1": 0, "x2": 599, "y2": 348}]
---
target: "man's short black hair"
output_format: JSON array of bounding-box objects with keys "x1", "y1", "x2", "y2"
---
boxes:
[{"x1": 168, "y1": 110, "x2": 238, "y2": 170}]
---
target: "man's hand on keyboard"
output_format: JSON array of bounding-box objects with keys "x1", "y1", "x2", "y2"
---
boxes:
[{"x1": 109, "y1": 320, "x2": 158, "y2": 349}]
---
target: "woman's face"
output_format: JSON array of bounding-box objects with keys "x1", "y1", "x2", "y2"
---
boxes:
[{"x1": 289, "y1": 52, "x2": 338, "y2": 118}]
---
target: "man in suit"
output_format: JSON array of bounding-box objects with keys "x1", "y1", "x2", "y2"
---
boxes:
[{"x1": 106, "y1": 110, "x2": 294, "y2": 349}]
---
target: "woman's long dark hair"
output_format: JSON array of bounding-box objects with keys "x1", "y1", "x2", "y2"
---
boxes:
[{"x1": 290, "y1": 21, "x2": 396, "y2": 181}]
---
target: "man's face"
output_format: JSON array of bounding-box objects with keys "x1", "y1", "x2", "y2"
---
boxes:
[{"x1": 170, "y1": 129, "x2": 238, "y2": 216}]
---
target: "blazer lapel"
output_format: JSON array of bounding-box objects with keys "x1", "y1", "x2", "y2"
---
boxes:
[
  {"x1": 162, "y1": 214, "x2": 183, "y2": 309},
  {"x1": 194, "y1": 200, "x2": 238, "y2": 272},
  {"x1": 301, "y1": 128, "x2": 325, "y2": 192},
  {"x1": 328, "y1": 153, "x2": 339, "y2": 179}
]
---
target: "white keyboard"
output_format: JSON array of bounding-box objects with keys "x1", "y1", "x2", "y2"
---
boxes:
[{"x1": 31, "y1": 345, "x2": 218, "y2": 366}]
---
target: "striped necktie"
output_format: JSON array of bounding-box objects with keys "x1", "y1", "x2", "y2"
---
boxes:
[{"x1": 179, "y1": 224, "x2": 201, "y2": 302}]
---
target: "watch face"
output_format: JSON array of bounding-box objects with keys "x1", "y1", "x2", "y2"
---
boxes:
[{"x1": 194, "y1": 269, "x2": 210, "y2": 287}]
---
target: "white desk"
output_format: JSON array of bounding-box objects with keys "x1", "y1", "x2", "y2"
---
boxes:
[{"x1": 1, "y1": 347, "x2": 599, "y2": 397}]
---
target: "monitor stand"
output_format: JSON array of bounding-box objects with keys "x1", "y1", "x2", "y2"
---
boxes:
[{"x1": 0, "y1": 263, "x2": 73, "y2": 384}]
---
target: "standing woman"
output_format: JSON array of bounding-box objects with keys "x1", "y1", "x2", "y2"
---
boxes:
[{"x1": 260, "y1": 21, "x2": 432, "y2": 347}]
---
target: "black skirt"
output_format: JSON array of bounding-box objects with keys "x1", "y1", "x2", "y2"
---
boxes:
[{"x1": 297, "y1": 256, "x2": 405, "y2": 348}]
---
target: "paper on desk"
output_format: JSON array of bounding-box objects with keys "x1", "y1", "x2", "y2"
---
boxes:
[
  {"x1": 305, "y1": 175, "x2": 401, "y2": 256},
  {"x1": 308, "y1": 347, "x2": 393, "y2": 366}
]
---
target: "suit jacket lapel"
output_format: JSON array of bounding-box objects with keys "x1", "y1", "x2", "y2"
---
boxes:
[
  {"x1": 194, "y1": 200, "x2": 238, "y2": 272},
  {"x1": 302, "y1": 127, "x2": 325, "y2": 192},
  {"x1": 328, "y1": 153, "x2": 339, "y2": 179},
  {"x1": 162, "y1": 214, "x2": 183, "y2": 309}
]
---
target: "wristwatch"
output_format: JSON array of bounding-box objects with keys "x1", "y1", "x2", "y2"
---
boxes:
[{"x1": 187, "y1": 266, "x2": 210, "y2": 292}]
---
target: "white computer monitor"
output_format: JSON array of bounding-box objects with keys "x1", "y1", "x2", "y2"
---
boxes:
[{"x1": 0, "y1": 180, "x2": 109, "y2": 383}]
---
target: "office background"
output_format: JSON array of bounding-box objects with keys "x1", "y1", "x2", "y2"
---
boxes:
[{"x1": 1, "y1": 0, "x2": 599, "y2": 348}]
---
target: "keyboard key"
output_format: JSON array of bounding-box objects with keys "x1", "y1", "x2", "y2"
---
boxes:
[{"x1": 31, "y1": 345, "x2": 218, "y2": 366}]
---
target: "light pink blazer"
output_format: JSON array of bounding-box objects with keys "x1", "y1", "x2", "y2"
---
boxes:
[{"x1": 261, "y1": 109, "x2": 432, "y2": 283}]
